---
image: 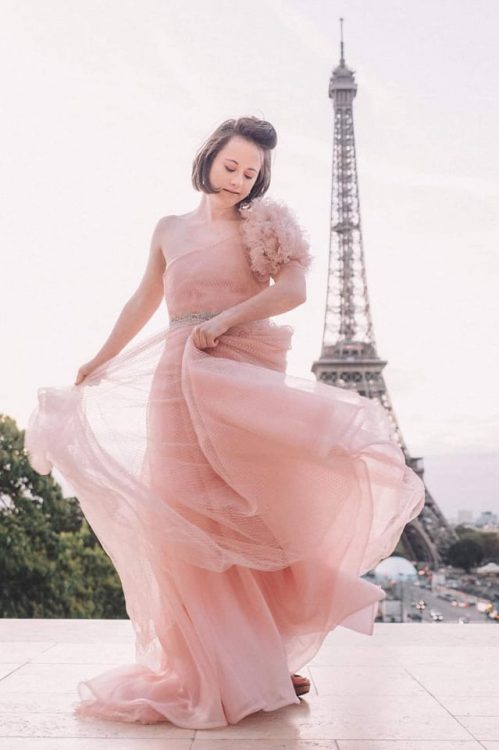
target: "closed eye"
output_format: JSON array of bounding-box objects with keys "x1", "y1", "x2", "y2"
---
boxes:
[{"x1": 225, "y1": 167, "x2": 254, "y2": 180}]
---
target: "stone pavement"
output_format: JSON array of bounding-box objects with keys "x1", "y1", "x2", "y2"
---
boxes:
[{"x1": 0, "y1": 618, "x2": 498, "y2": 749}]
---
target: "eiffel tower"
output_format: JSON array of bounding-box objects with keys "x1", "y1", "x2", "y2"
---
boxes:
[{"x1": 311, "y1": 20, "x2": 458, "y2": 566}]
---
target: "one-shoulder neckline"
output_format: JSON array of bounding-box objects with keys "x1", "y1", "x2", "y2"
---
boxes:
[{"x1": 162, "y1": 230, "x2": 243, "y2": 278}]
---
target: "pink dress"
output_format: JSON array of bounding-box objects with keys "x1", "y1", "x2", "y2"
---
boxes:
[{"x1": 25, "y1": 196, "x2": 425, "y2": 729}]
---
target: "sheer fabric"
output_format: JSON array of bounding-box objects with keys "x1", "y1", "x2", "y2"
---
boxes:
[{"x1": 25, "y1": 197, "x2": 425, "y2": 728}]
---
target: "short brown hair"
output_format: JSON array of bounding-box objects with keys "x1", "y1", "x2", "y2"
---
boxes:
[{"x1": 191, "y1": 116, "x2": 277, "y2": 209}]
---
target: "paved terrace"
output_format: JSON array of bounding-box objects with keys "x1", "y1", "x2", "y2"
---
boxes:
[{"x1": 0, "y1": 619, "x2": 498, "y2": 749}]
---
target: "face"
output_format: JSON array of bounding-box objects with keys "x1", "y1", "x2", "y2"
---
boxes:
[{"x1": 208, "y1": 135, "x2": 263, "y2": 204}]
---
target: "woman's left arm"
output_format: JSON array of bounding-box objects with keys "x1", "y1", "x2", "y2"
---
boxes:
[
  {"x1": 222, "y1": 263, "x2": 306, "y2": 327},
  {"x1": 191, "y1": 264, "x2": 306, "y2": 350}
]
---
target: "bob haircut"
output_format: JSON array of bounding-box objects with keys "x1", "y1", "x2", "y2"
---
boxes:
[{"x1": 191, "y1": 116, "x2": 277, "y2": 209}]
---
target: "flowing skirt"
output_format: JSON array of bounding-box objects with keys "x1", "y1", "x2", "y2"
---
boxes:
[{"x1": 25, "y1": 317, "x2": 425, "y2": 728}]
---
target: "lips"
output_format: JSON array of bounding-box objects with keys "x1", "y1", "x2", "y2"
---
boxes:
[{"x1": 224, "y1": 189, "x2": 240, "y2": 195}]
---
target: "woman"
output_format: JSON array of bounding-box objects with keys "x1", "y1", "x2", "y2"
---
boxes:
[{"x1": 25, "y1": 115, "x2": 425, "y2": 729}]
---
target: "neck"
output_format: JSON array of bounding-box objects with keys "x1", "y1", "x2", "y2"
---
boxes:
[{"x1": 194, "y1": 195, "x2": 241, "y2": 223}]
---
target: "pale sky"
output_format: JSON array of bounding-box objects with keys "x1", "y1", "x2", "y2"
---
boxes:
[{"x1": 1, "y1": 0, "x2": 498, "y2": 518}]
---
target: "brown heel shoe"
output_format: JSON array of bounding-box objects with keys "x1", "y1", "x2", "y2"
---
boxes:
[{"x1": 291, "y1": 673, "x2": 311, "y2": 696}]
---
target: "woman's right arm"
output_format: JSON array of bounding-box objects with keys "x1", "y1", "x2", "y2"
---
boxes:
[{"x1": 74, "y1": 217, "x2": 169, "y2": 385}]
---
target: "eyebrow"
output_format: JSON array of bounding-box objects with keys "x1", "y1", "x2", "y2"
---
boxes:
[{"x1": 225, "y1": 158, "x2": 258, "y2": 173}]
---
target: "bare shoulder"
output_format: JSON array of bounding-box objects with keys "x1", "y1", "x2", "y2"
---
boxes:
[
  {"x1": 156, "y1": 212, "x2": 202, "y2": 260},
  {"x1": 156, "y1": 213, "x2": 193, "y2": 238},
  {"x1": 152, "y1": 214, "x2": 185, "y2": 260},
  {"x1": 154, "y1": 214, "x2": 178, "y2": 236}
]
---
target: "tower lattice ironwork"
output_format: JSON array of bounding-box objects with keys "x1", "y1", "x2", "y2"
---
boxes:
[{"x1": 311, "y1": 20, "x2": 457, "y2": 565}]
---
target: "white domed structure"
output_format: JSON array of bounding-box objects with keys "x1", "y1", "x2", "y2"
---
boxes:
[{"x1": 373, "y1": 555, "x2": 418, "y2": 583}]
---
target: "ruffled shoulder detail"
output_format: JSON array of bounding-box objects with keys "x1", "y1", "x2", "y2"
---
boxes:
[{"x1": 238, "y1": 196, "x2": 313, "y2": 282}]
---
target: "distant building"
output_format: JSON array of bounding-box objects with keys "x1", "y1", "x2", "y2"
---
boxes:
[
  {"x1": 374, "y1": 556, "x2": 418, "y2": 583},
  {"x1": 476, "y1": 511, "x2": 498, "y2": 528}
]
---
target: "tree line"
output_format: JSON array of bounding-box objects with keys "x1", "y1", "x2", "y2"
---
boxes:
[{"x1": 0, "y1": 414, "x2": 126, "y2": 618}]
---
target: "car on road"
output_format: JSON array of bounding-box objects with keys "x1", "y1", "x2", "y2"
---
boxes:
[
  {"x1": 407, "y1": 612, "x2": 423, "y2": 621},
  {"x1": 429, "y1": 609, "x2": 444, "y2": 621}
]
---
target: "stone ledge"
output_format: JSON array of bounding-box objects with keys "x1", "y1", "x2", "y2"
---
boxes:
[{"x1": 0, "y1": 620, "x2": 497, "y2": 748}]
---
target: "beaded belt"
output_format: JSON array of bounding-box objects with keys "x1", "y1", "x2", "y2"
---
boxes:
[{"x1": 168, "y1": 311, "x2": 221, "y2": 328}]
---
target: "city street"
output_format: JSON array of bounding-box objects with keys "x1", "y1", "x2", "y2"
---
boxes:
[{"x1": 403, "y1": 581, "x2": 492, "y2": 623}]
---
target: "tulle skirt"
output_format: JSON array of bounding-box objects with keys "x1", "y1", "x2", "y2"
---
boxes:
[{"x1": 25, "y1": 316, "x2": 425, "y2": 728}]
